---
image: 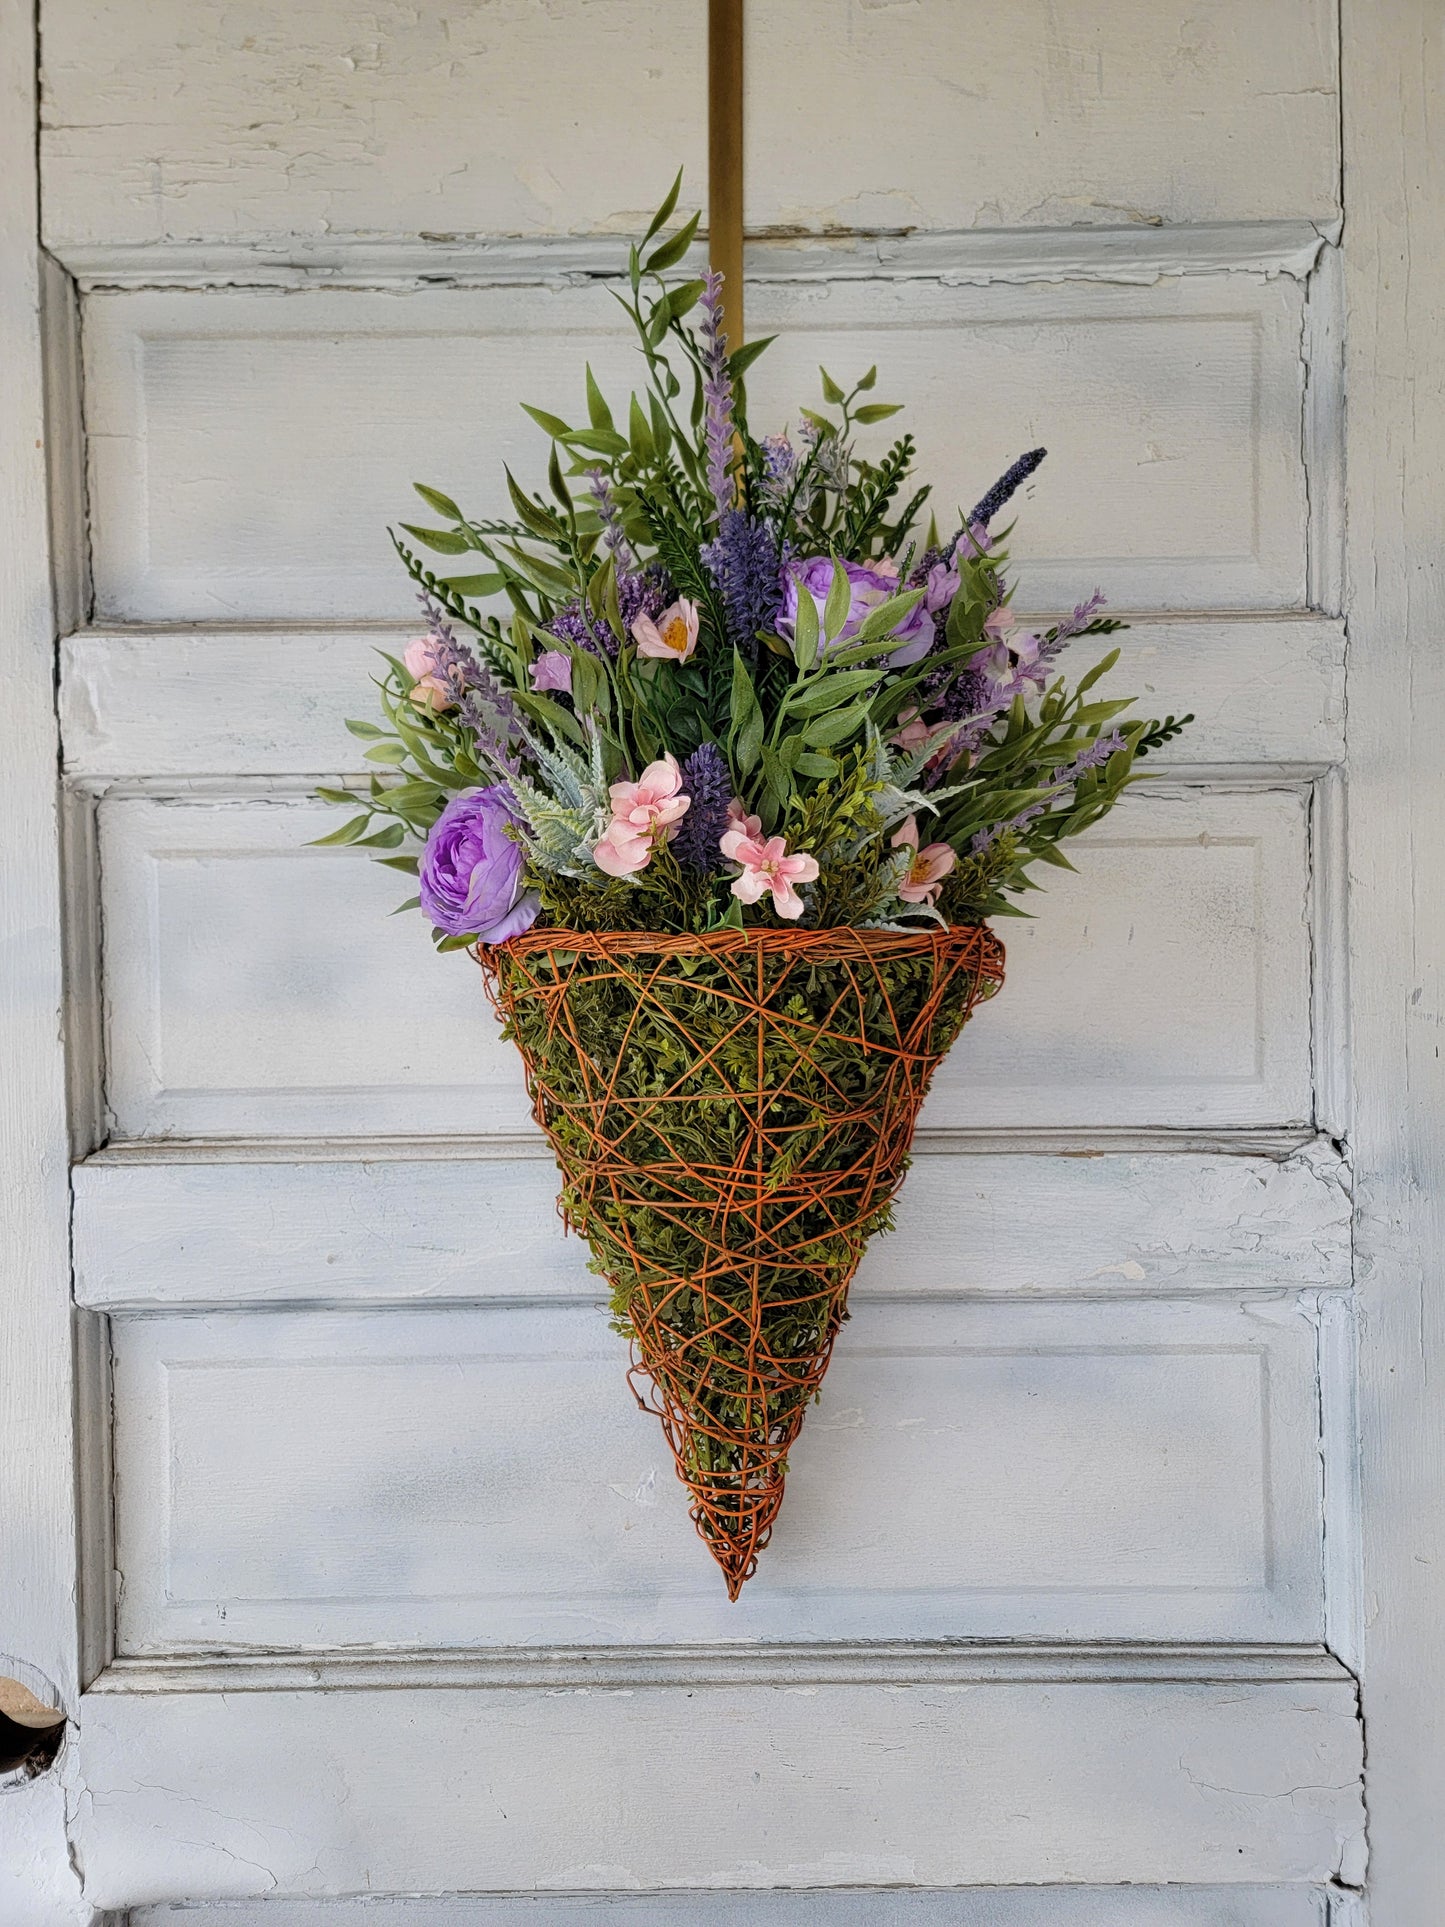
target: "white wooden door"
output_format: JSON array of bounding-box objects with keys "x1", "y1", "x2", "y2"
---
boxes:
[{"x1": 5, "y1": 0, "x2": 1444, "y2": 1919}]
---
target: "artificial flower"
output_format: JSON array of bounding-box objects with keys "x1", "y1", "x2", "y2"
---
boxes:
[
  {"x1": 725, "y1": 798, "x2": 763, "y2": 841},
  {"x1": 593, "y1": 754, "x2": 691, "y2": 877},
  {"x1": 720, "y1": 828, "x2": 820, "y2": 920},
  {"x1": 403, "y1": 633, "x2": 456, "y2": 711},
  {"x1": 530, "y1": 650, "x2": 573, "y2": 694},
  {"x1": 891, "y1": 814, "x2": 957, "y2": 906},
  {"x1": 419, "y1": 787, "x2": 538, "y2": 943},
  {"x1": 890, "y1": 706, "x2": 933, "y2": 755},
  {"x1": 632, "y1": 597, "x2": 700, "y2": 662},
  {"x1": 777, "y1": 556, "x2": 934, "y2": 665}
]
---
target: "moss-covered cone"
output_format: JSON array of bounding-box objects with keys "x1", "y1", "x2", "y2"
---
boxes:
[{"x1": 480, "y1": 924, "x2": 1004, "y2": 1597}]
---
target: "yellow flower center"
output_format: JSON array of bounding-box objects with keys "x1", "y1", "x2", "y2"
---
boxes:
[{"x1": 661, "y1": 616, "x2": 690, "y2": 655}]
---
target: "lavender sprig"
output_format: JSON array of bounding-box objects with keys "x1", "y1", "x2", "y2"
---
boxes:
[
  {"x1": 672, "y1": 741, "x2": 732, "y2": 873},
  {"x1": 970, "y1": 729, "x2": 1126, "y2": 852},
  {"x1": 1050, "y1": 589, "x2": 1107, "y2": 643},
  {"x1": 588, "y1": 467, "x2": 635, "y2": 573},
  {"x1": 547, "y1": 598, "x2": 617, "y2": 661},
  {"x1": 702, "y1": 510, "x2": 784, "y2": 655},
  {"x1": 415, "y1": 594, "x2": 484, "y2": 698},
  {"x1": 969, "y1": 446, "x2": 1047, "y2": 528},
  {"x1": 699, "y1": 270, "x2": 736, "y2": 523},
  {"x1": 415, "y1": 597, "x2": 525, "y2": 778}
]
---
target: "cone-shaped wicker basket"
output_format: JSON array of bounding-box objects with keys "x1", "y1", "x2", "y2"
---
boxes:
[{"x1": 479, "y1": 923, "x2": 1005, "y2": 1597}]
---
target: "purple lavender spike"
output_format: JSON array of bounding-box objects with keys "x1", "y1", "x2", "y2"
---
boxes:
[
  {"x1": 672, "y1": 742, "x2": 732, "y2": 873},
  {"x1": 968, "y1": 447, "x2": 1047, "y2": 528}
]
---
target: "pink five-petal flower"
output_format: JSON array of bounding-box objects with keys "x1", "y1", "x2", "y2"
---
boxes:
[
  {"x1": 892, "y1": 814, "x2": 957, "y2": 906},
  {"x1": 632, "y1": 597, "x2": 700, "y2": 662},
  {"x1": 591, "y1": 753, "x2": 691, "y2": 878},
  {"x1": 591, "y1": 823, "x2": 654, "y2": 877},
  {"x1": 720, "y1": 829, "x2": 820, "y2": 921}
]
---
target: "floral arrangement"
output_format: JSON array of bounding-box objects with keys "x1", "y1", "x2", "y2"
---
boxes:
[{"x1": 318, "y1": 179, "x2": 1190, "y2": 1595}]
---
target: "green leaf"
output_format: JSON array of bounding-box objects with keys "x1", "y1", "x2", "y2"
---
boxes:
[
  {"x1": 412, "y1": 483, "x2": 462, "y2": 521},
  {"x1": 584, "y1": 364, "x2": 614, "y2": 434},
  {"x1": 642, "y1": 167, "x2": 684, "y2": 246},
  {"x1": 364, "y1": 740, "x2": 410, "y2": 765},
  {"x1": 785, "y1": 667, "x2": 882, "y2": 714},
  {"x1": 315, "y1": 786, "x2": 359, "y2": 805},
  {"x1": 822, "y1": 560, "x2": 852, "y2": 643},
  {"x1": 727, "y1": 336, "x2": 775, "y2": 379},
  {"x1": 855, "y1": 364, "x2": 878, "y2": 392},
  {"x1": 504, "y1": 468, "x2": 564, "y2": 539},
  {"x1": 376, "y1": 854, "x2": 421, "y2": 874},
  {"x1": 645, "y1": 300, "x2": 671, "y2": 346},
  {"x1": 358, "y1": 822, "x2": 407, "y2": 848},
  {"x1": 390, "y1": 894, "x2": 423, "y2": 914},
  {"x1": 663, "y1": 278, "x2": 706, "y2": 321},
  {"x1": 853, "y1": 402, "x2": 904, "y2": 425},
  {"x1": 819, "y1": 366, "x2": 846, "y2": 406},
  {"x1": 308, "y1": 813, "x2": 372, "y2": 846},
  {"x1": 508, "y1": 543, "x2": 577, "y2": 598},
  {"x1": 400, "y1": 523, "x2": 472, "y2": 555},
  {"x1": 1073, "y1": 648, "x2": 1121, "y2": 697},
  {"x1": 344, "y1": 719, "x2": 387, "y2": 740},
  {"x1": 643, "y1": 209, "x2": 701, "y2": 274},
  {"x1": 791, "y1": 586, "x2": 820, "y2": 671},
  {"x1": 628, "y1": 394, "x2": 654, "y2": 459},
  {"x1": 1032, "y1": 842, "x2": 1078, "y2": 870},
  {"x1": 730, "y1": 652, "x2": 764, "y2": 778},
  {"x1": 801, "y1": 700, "x2": 874, "y2": 749},
  {"x1": 729, "y1": 651, "x2": 757, "y2": 732},
  {"x1": 439, "y1": 572, "x2": 505, "y2": 597},
  {"x1": 547, "y1": 441, "x2": 571, "y2": 512},
  {"x1": 793, "y1": 752, "x2": 840, "y2": 779},
  {"x1": 561, "y1": 426, "x2": 629, "y2": 457},
  {"x1": 521, "y1": 403, "x2": 573, "y2": 439},
  {"x1": 855, "y1": 586, "x2": 926, "y2": 643}
]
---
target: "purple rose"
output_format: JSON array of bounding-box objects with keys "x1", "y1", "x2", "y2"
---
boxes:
[
  {"x1": 419, "y1": 786, "x2": 538, "y2": 943},
  {"x1": 777, "y1": 556, "x2": 935, "y2": 665}
]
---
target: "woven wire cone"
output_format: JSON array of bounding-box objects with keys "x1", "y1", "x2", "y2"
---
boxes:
[{"x1": 479, "y1": 923, "x2": 1005, "y2": 1597}]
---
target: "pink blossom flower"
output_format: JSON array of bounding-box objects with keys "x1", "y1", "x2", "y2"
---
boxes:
[
  {"x1": 592, "y1": 753, "x2": 691, "y2": 877},
  {"x1": 892, "y1": 814, "x2": 957, "y2": 906},
  {"x1": 529, "y1": 650, "x2": 573, "y2": 694},
  {"x1": 403, "y1": 635, "x2": 456, "y2": 711},
  {"x1": 631, "y1": 597, "x2": 700, "y2": 663},
  {"x1": 403, "y1": 634, "x2": 446, "y2": 681},
  {"x1": 725, "y1": 798, "x2": 762, "y2": 840},
  {"x1": 720, "y1": 828, "x2": 820, "y2": 920},
  {"x1": 890, "y1": 706, "x2": 933, "y2": 754},
  {"x1": 408, "y1": 673, "x2": 453, "y2": 712}
]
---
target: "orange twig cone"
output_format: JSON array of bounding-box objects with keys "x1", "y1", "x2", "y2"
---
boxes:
[{"x1": 480, "y1": 924, "x2": 1004, "y2": 1595}]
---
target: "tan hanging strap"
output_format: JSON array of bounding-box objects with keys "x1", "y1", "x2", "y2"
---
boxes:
[{"x1": 708, "y1": 0, "x2": 745, "y2": 347}]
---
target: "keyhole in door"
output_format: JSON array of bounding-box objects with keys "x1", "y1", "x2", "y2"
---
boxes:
[{"x1": 0, "y1": 1675, "x2": 66, "y2": 1780}]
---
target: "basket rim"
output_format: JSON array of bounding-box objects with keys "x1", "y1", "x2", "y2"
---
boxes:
[{"x1": 480, "y1": 922, "x2": 1002, "y2": 964}]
